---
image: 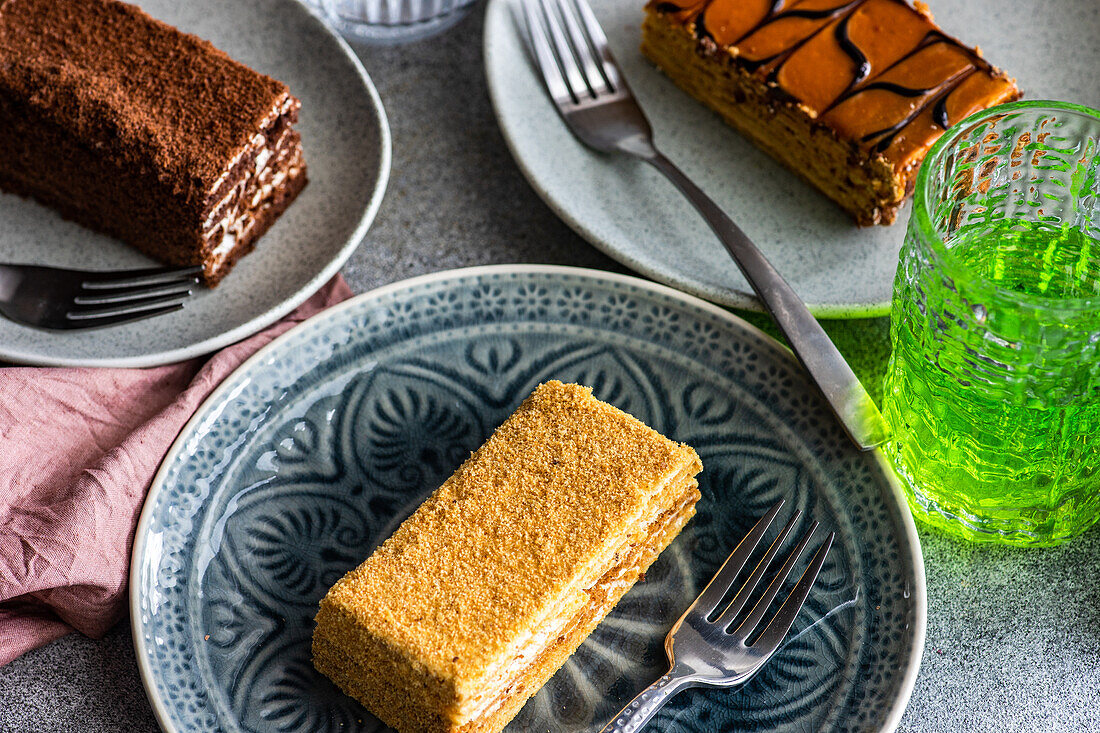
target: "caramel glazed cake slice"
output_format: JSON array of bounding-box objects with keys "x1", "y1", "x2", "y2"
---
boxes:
[
  {"x1": 0, "y1": 0, "x2": 307, "y2": 286},
  {"x1": 313, "y1": 382, "x2": 703, "y2": 733},
  {"x1": 642, "y1": 0, "x2": 1020, "y2": 224}
]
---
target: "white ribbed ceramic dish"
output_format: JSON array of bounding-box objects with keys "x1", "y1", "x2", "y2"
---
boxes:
[{"x1": 303, "y1": 0, "x2": 481, "y2": 43}]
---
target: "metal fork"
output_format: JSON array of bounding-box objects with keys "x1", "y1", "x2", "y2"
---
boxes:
[
  {"x1": 520, "y1": 0, "x2": 888, "y2": 451},
  {"x1": 599, "y1": 500, "x2": 834, "y2": 733},
  {"x1": 0, "y1": 263, "x2": 201, "y2": 330}
]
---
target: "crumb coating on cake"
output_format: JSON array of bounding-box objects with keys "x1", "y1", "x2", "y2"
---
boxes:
[
  {"x1": 315, "y1": 381, "x2": 702, "y2": 702},
  {"x1": 0, "y1": 0, "x2": 293, "y2": 204},
  {"x1": 0, "y1": 0, "x2": 307, "y2": 284},
  {"x1": 314, "y1": 481, "x2": 700, "y2": 733}
]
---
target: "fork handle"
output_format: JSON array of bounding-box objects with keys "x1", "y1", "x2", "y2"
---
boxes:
[
  {"x1": 643, "y1": 151, "x2": 888, "y2": 451},
  {"x1": 597, "y1": 671, "x2": 693, "y2": 733}
]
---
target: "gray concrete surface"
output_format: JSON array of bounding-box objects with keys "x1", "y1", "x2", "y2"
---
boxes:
[{"x1": 3, "y1": 6, "x2": 1100, "y2": 731}]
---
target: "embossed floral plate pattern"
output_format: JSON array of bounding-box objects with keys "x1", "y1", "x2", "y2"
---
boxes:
[{"x1": 132, "y1": 266, "x2": 926, "y2": 732}]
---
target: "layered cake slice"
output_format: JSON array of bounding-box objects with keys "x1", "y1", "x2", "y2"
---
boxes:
[
  {"x1": 0, "y1": 0, "x2": 307, "y2": 286},
  {"x1": 642, "y1": 0, "x2": 1020, "y2": 224},
  {"x1": 313, "y1": 381, "x2": 703, "y2": 733}
]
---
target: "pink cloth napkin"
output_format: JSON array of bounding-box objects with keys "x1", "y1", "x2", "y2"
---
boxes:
[{"x1": 0, "y1": 276, "x2": 353, "y2": 666}]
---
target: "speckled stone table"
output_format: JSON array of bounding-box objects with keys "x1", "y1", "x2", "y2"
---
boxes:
[{"x1": 2, "y1": 7, "x2": 1099, "y2": 732}]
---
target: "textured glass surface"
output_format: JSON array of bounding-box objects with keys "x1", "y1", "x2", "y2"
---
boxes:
[
  {"x1": 882, "y1": 101, "x2": 1100, "y2": 546},
  {"x1": 302, "y1": 0, "x2": 478, "y2": 43}
]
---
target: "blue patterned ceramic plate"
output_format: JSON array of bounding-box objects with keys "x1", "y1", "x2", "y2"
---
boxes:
[{"x1": 131, "y1": 266, "x2": 926, "y2": 732}]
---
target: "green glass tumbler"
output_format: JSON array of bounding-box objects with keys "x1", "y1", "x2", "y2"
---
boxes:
[{"x1": 882, "y1": 100, "x2": 1100, "y2": 546}]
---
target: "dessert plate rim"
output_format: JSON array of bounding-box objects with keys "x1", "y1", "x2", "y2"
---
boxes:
[
  {"x1": 0, "y1": 0, "x2": 391, "y2": 368},
  {"x1": 130, "y1": 264, "x2": 927, "y2": 733}
]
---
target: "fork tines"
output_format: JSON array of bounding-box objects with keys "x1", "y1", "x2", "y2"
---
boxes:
[
  {"x1": 78, "y1": 264, "x2": 204, "y2": 291},
  {"x1": 691, "y1": 500, "x2": 835, "y2": 651},
  {"x1": 67, "y1": 265, "x2": 202, "y2": 327},
  {"x1": 522, "y1": 0, "x2": 623, "y2": 105}
]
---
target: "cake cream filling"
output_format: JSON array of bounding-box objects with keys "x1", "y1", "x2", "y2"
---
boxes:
[
  {"x1": 207, "y1": 130, "x2": 270, "y2": 196},
  {"x1": 202, "y1": 129, "x2": 302, "y2": 271},
  {"x1": 202, "y1": 127, "x2": 293, "y2": 232},
  {"x1": 210, "y1": 229, "x2": 237, "y2": 261},
  {"x1": 448, "y1": 462, "x2": 699, "y2": 727},
  {"x1": 253, "y1": 146, "x2": 273, "y2": 176},
  {"x1": 202, "y1": 93, "x2": 299, "y2": 273},
  {"x1": 207, "y1": 93, "x2": 297, "y2": 195}
]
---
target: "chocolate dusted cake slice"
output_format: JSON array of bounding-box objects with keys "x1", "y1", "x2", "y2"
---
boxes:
[
  {"x1": 642, "y1": 0, "x2": 1020, "y2": 225},
  {"x1": 0, "y1": 0, "x2": 307, "y2": 285},
  {"x1": 313, "y1": 381, "x2": 703, "y2": 733}
]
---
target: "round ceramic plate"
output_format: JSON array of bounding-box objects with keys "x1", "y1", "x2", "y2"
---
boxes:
[
  {"x1": 133, "y1": 266, "x2": 925, "y2": 732},
  {"x1": 483, "y1": 0, "x2": 1099, "y2": 316},
  {"x1": 0, "y1": 0, "x2": 389, "y2": 367}
]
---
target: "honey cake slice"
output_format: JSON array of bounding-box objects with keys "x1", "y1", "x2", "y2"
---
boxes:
[
  {"x1": 313, "y1": 381, "x2": 703, "y2": 733},
  {"x1": 641, "y1": 0, "x2": 1020, "y2": 225}
]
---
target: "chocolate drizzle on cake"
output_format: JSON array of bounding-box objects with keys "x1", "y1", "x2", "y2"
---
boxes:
[
  {"x1": 834, "y1": 13, "x2": 871, "y2": 89},
  {"x1": 932, "y1": 94, "x2": 952, "y2": 129},
  {"x1": 855, "y1": 80, "x2": 933, "y2": 97},
  {"x1": 654, "y1": 0, "x2": 1016, "y2": 169},
  {"x1": 858, "y1": 68, "x2": 978, "y2": 152}
]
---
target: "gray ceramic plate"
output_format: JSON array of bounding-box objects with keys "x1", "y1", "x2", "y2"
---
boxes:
[
  {"x1": 132, "y1": 266, "x2": 926, "y2": 733},
  {"x1": 483, "y1": 0, "x2": 1099, "y2": 317},
  {"x1": 0, "y1": 0, "x2": 390, "y2": 367}
]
